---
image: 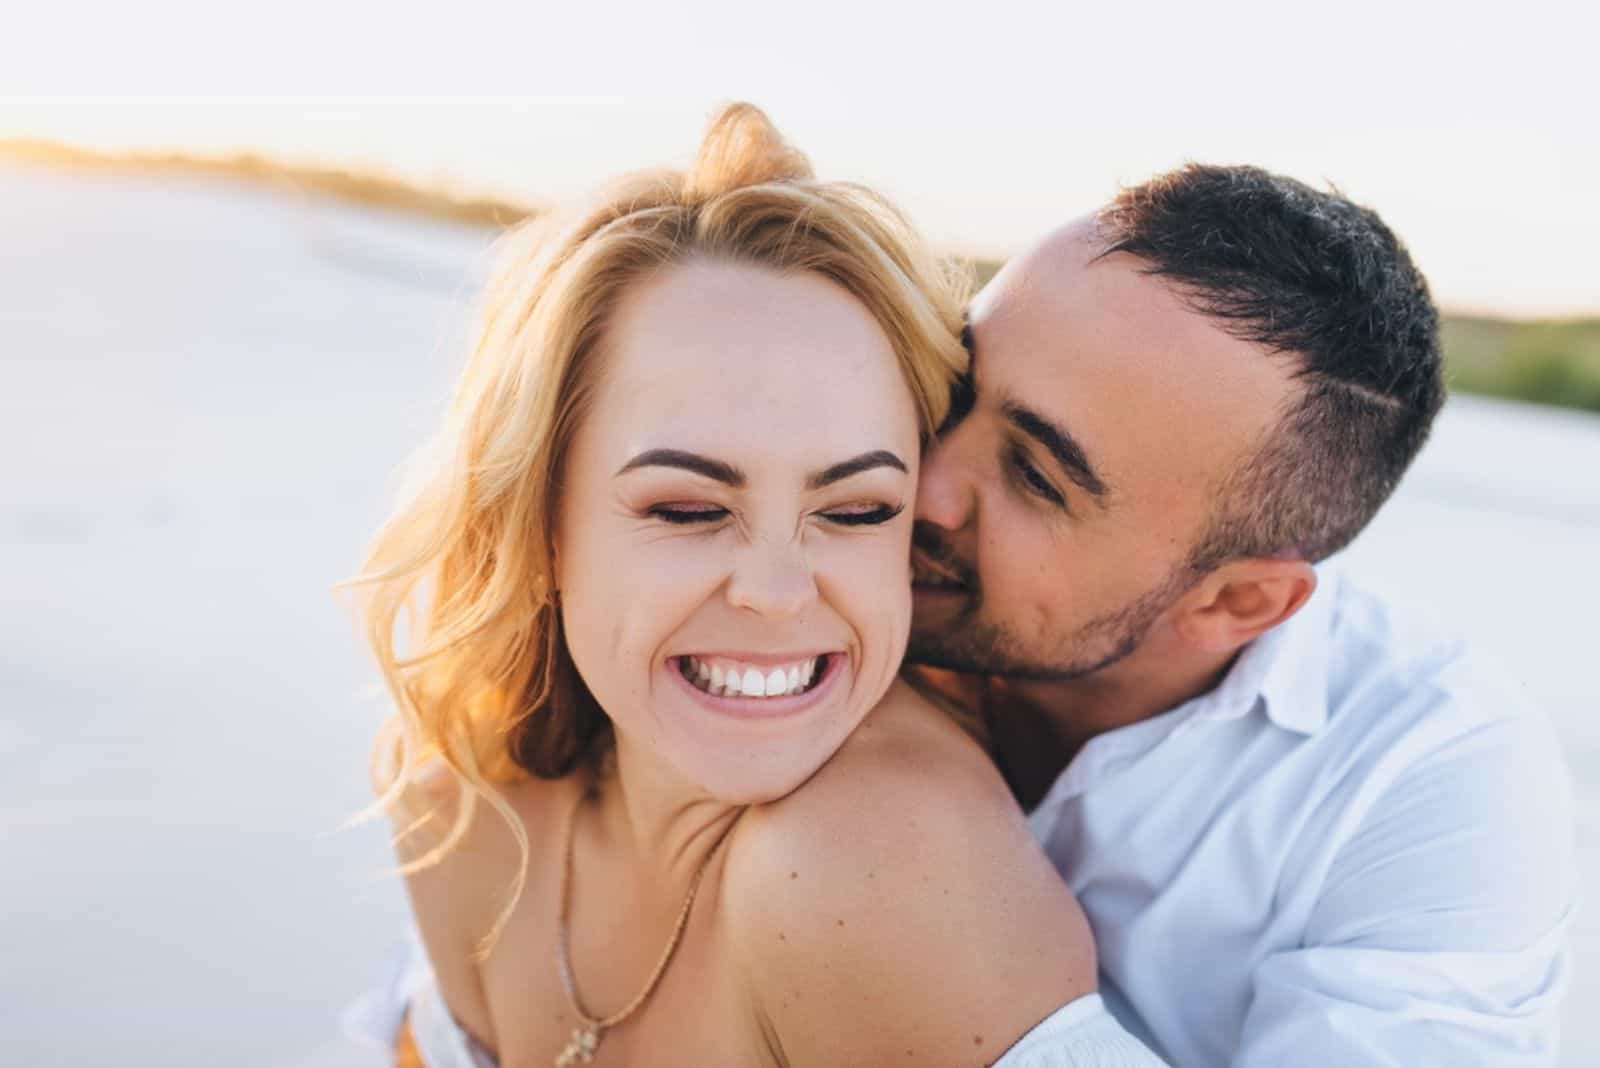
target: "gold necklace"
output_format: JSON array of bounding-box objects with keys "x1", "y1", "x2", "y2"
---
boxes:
[{"x1": 553, "y1": 787, "x2": 735, "y2": 1067}]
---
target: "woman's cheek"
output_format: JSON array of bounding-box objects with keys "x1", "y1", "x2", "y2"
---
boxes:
[{"x1": 817, "y1": 532, "x2": 913, "y2": 670}]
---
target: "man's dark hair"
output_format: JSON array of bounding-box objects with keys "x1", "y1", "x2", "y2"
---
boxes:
[{"x1": 1097, "y1": 163, "x2": 1444, "y2": 567}]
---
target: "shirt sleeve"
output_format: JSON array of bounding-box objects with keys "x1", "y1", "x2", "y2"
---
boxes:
[
  {"x1": 994, "y1": 994, "x2": 1170, "y2": 1067},
  {"x1": 1234, "y1": 709, "x2": 1579, "y2": 1067}
]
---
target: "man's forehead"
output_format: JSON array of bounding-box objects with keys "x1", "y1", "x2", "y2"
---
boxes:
[
  {"x1": 968, "y1": 220, "x2": 1301, "y2": 502},
  {"x1": 969, "y1": 216, "x2": 1100, "y2": 326}
]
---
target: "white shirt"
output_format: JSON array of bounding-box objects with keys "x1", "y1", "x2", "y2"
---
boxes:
[{"x1": 1028, "y1": 566, "x2": 1579, "y2": 1067}]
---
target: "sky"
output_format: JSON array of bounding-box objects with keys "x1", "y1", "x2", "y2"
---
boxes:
[{"x1": 4, "y1": 0, "x2": 1596, "y2": 316}]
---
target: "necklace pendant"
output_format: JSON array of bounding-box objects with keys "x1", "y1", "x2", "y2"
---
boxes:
[{"x1": 554, "y1": 1024, "x2": 601, "y2": 1067}]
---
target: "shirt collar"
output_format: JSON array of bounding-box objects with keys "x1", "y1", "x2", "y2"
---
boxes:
[
  {"x1": 1026, "y1": 564, "x2": 1338, "y2": 824},
  {"x1": 1197, "y1": 563, "x2": 1336, "y2": 736}
]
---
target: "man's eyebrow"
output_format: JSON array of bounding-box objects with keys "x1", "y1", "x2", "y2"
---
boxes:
[
  {"x1": 616, "y1": 449, "x2": 745, "y2": 486},
  {"x1": 1001, "y1": 401, "x2": 1110, "y2": 501},
  {"x1": 806, "y1": 450, "x2": 908, "y2": 490}
]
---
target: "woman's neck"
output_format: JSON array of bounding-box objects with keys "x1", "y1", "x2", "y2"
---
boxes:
[{"x1": 595, "y1": 733, "x2": 746, "y2": 891}]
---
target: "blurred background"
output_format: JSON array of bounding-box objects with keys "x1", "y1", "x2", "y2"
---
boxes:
[{"x1": 2, "y1": 1, "x2": 1596, "y2": 1064}]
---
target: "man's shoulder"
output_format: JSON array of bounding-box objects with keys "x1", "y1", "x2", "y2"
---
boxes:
[
  {"x1": 1291, "y1": 575, "x2": 1575, "y2": 916},
  {"x1": 1256, "y1": 570, "x2": 1569, "y2": 851},
  {"x1": 1320, "y1": 569, "x2": 1533, "y2": 735}
]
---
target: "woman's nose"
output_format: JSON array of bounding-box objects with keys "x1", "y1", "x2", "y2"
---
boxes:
[{"x1": 726, "y1": 538, "x2": 818, "y2": 619}]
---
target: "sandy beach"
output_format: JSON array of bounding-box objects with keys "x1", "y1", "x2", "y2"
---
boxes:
[{"x1": 2, "y1": 163, "x2": 1594, "y2": 1066}]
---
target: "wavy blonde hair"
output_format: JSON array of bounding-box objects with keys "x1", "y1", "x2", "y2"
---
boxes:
[{"x1": 342, "y1": 103, "x2": 969, "y2": 944}]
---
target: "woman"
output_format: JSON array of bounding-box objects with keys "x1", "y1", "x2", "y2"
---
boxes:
[{"x1": 345, "y1": 104, "x2": 1162, "y2": 1066}]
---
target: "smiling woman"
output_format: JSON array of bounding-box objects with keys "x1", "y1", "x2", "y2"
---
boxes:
[
  {"x1": 340, "y1": 103, "x2": 1163, "y2": 1066},
  {"x1": 556, "y1": 258, "x2": 925, "y2": 803}
]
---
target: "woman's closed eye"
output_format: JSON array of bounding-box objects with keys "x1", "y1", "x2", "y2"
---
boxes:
[
  {"x1": 647, "y1": 503, "x2": 730, "y2": 525},
  {"x1": 645, "y1": 502, "x2": 905, "y2": 527},
  {"x1": 818, "y1": 502, "x2": 904, "y2": 527}
]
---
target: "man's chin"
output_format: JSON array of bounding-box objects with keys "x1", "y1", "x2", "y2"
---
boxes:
[
  {"x1": 904, "y1": 641, "x2": 997, "y2": 677},
  {"x1": 905, "y1": 625, "x2": 988, "y2": 676}
]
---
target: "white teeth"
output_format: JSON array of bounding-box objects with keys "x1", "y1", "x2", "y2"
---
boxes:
[{"x1": 684, "y1": 655, "x2": 826, "y2": 699}]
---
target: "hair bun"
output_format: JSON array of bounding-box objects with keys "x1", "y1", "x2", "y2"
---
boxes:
[{"x1": 685, "y1": 102, "x2": 814, "y2": 199}]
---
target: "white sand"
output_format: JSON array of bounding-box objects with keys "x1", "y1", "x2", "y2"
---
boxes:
[{"x1": 2, "y1": 164, "x2": 1592, "y2": 1066}]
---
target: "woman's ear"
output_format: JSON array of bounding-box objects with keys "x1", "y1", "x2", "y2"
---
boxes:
[{"x1": 1172, "y1": 558, "x2": 1317, "y2": 655}]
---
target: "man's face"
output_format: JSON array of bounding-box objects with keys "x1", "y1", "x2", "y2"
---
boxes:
[{"x1": 907, "y1": 218, "x2": 1298, "y2": 680}]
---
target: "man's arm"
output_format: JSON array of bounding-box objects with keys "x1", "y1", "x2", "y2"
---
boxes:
[{"x1": 1235, "y1": 709, "x2": 1578, "y2": 1066}]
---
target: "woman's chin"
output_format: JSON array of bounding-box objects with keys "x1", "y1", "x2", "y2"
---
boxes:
[{"x1": 649, "y1": 654, "x2": 862, "y2": 804}]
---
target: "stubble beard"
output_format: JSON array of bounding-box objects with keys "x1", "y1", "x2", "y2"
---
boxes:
[{"x1": 906, "y1": 567, "x2": 1194, "y2": 683}]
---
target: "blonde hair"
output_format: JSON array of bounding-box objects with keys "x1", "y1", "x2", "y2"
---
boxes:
[{"x1": 342, "y1": 103, "x2": 969, "y2": 946}]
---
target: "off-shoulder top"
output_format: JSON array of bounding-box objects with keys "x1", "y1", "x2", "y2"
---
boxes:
[{"x1": 344, "y1": 928, "x2": 1168, "y2": 1066}]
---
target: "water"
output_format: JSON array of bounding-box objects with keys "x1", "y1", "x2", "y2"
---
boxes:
[{"x1": 2, "y1": 164, "x2": 1595, "y2": 1065}]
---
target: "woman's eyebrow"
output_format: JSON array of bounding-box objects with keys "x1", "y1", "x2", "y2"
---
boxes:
[
  {"x1": 806, "y1": 450, "x2": 907, "y2": 489},
  {"x1": 617, "y1": 449, "x2": 745, "y2": 486},
  {"x1": 616, "y1": 448, "x2": 905, "y2": 490}
]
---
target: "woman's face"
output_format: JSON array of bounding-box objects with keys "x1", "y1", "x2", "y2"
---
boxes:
[{"x1": 556, "y1": 259, "x2": 921, "y2": 803}]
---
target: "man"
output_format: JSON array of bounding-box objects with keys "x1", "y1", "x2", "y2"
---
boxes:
[{"x1": 909, "y1": 165, "x2": 1578, "y2": 1065}]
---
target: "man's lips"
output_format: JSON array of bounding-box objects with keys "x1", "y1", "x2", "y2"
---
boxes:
[
  {"x1": 911, "y1": 548, "x2": 970, "y2": 591},
  {"x1": 911, "y1": 522, "x2": 977, "y2": 593}
]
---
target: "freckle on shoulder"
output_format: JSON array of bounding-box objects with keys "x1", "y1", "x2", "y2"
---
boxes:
[
  {"x1": 723, "y1": 680, "x2": 1013, "y2": 908},
  {"x1": 819, "y1": 678, "x2": 1007, "y2": 799}
]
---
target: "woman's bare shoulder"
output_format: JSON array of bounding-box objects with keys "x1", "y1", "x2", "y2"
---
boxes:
[
  {"x1": 755, "y1": 677, "x2": 1010, "y2": 826},
  {"x1": 724, "y1": 679, "x2": 1018, "y2": 876},
  {"x1": 382, "y1": 758, "x2": 569, "y2": 1052},
  {"x1": 720, "y1": 680, "x2": 1097, "y2": 1066}
]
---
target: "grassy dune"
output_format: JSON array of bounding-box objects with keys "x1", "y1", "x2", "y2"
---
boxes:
[
  {"x1": 6, "y1": 137, "x2": 1597, "y2": 414},
  {"x1": 1442, "y1": 316, "x2": 1600, "y2": 414},
  {"x1": 0, "y1": 137, "x2": 536, "y2": 228}
]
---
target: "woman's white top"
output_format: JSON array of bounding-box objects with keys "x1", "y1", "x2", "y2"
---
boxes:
[{"x1": 344, "y1": 929, "x2": 1167, "y2": 1067}]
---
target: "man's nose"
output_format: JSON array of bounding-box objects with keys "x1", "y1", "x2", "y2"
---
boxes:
[
  {"x1": 915, "y1": 428, "x2": 977, "y2": 533},
  {"x1": 726, "y1": 537, "x2": 818, "y2": 619}
]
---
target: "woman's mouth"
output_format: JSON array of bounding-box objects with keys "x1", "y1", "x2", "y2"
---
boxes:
[{"x1": 677, "y1": 654, "x2": 831, "y2": 699}]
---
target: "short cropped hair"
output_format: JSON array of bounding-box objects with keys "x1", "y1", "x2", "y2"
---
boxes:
[{"x1": 1098, "y1": 163, "x2": 1444, "y2": 567}]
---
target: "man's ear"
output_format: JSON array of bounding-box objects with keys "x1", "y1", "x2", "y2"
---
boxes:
[{"x1": 1171, "y1": 558, "x2": 1317, "y2": 655}]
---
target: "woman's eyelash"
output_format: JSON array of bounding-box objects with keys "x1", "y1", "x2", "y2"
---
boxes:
[
  {"x1": 646, "y1": 508, "x2": 902, "y2": 527},
  {"x1": 645, "y1": 503, "x2": 904, "y2": 526},
  {"x1": 822, "y1": 503, "x2": 904, "y2": 527},
  {"x1": 1008, "y1": 445, "x2": 1065, "y2": 507},
  {"x1": 648, "y1": 505, "x2": 729, "y2": 525}
]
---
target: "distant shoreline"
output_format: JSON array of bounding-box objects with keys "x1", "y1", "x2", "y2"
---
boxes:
[
  {"x1": 6, "y1": 136, "x2": 1597, "y2": 415},
  {"x1": 0, "y1": 135, "x2": 538, "y2": 229}
]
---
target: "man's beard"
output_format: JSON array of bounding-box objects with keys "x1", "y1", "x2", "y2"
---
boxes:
[{"x1": 906, "y1": 521, "x2": 1195, "y2": 682}]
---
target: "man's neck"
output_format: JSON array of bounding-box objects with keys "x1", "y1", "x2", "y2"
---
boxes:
[{"x1": 988, "y1": 648, "x2": 1239, "y2": 811}]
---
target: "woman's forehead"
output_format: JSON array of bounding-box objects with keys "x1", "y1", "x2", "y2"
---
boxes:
[
  {"x1": 584, "y1": 261, "x2": 918, "y2": 452},
  {"x1": 605, "y1": 261, "x2": 896, "y2": 378}
]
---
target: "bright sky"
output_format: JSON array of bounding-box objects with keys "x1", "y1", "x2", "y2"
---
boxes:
[{"x1": 5, "y1": 0, "x2": 1596, "y2": 316}]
